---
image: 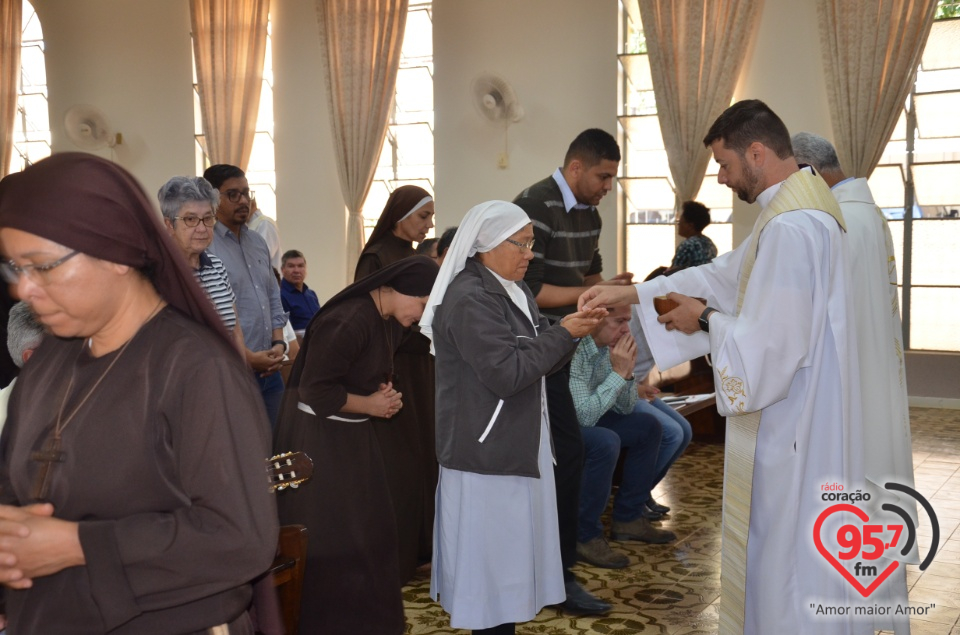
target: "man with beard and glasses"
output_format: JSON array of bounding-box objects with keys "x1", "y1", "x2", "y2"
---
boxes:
[
  {"x1": 205, "y1": 164, "x2": 288, "y2": 427},
  {"x1": 580, "y1": 100, "x2": 867, "y2": 635}
]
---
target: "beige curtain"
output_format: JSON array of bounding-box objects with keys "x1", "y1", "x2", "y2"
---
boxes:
[
  {"x1": 637, "y1": 0, "x2": 764, "y2": 212},
  {"x1": 1, "y1": 0, "x2": 23, "y2": 177},
  {"x1": 191, "y1": 0, "x2": 270, "y2": 170},
  {"x1": 816, "y1": 0, "x2": 938, "y2": 178},
  {"x1": 315, "y1": 0, "x2": 408, "y2": 280}
]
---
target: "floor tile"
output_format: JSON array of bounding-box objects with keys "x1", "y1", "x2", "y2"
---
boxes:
[{"x1": 403, "y1": 407, "x2": 960, "y2": 634}]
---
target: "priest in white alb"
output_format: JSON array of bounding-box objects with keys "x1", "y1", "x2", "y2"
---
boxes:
[
  {"x1": 793, "y1": 131, "x2": 917, "y2": 634},
  {"x1": 580, "y1": 100, "x2": 871, "y2": 635}
]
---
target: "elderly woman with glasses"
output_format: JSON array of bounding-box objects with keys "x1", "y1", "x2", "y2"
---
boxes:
[
  {"x1": 420, "y1": 201, "x2": 605, "y2": 635},
  {"x1": 158, "y1": 176, "x2": 244, "y2": 351}
]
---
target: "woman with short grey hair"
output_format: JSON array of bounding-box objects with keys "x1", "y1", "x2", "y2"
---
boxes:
[{"x1": 158, "y1": 176, "x2": 243, "y2": 349}]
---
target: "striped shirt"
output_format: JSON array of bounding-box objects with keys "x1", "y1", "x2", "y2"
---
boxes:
[
  {"x1": 195, "y1": 251, "x2": 237, "y2": 329},
  {"x1": 514, "y1": 170, "x2": 603, "y2": 320}
]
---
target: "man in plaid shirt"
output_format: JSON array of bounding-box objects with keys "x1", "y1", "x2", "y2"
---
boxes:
[{"x1": 569, "y1": 305, "x2": 675, "y2": 568}]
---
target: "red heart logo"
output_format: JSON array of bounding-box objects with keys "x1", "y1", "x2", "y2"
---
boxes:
[{"x1": 813, "y1": 503, "x2": 899, "y2": 598}]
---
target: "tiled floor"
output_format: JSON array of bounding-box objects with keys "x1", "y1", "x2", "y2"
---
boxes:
[{"x1": 402, "y1": 407, "x2": 960, "y2": 634}]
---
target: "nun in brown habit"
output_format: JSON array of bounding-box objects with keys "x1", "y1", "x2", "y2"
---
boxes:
[
  {"x1": 0, "y1": 153, "x2": 277, "y2": 634},
  {"x1": 354, "y1": 185, "x2": 440, "y2": 584},
  {"x1": 273, "y1": 255, "x2": 439, "y2": 635}
]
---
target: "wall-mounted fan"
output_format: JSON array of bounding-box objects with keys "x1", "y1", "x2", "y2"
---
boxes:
[
  {"x1": 472, "y1": 74, "x2": 524, "y2": 169},
  {"x1": 64, "y1": 105, "x2": 122, "y2": 151}
]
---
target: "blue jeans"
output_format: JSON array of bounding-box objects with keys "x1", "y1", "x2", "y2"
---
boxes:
[
  {"x1": 638, "y1": 398, "x2": 693, "y2": 488},
  {"x1": 256, "y1": 371, "x2": 285, "y2": 429},
  {"x1": 578, "y1": 407, "x2": 662, "y2": 542}
]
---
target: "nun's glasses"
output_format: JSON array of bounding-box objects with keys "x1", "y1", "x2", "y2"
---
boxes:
[
  {"x1": 504, "y1": 238, "x2": 536, "y2": 252},
  {"x1": 1, "y1": 250, "x2": 80, "y2": 285}
]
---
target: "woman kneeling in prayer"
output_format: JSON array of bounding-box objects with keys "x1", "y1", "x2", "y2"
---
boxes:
[
  {"x1": 0, "y1": 153, "x2": 277, "y2": 634},
  {"x1": 272, "y1": 256, "x2": 439, "y2": 635},
  {"x1": 421, "y1": 200, "x2": 605, "y2": 635}
]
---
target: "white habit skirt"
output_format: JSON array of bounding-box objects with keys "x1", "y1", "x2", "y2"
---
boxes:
[{"x1": 430, "y1": 411, "x2": 565, "y2": 629}]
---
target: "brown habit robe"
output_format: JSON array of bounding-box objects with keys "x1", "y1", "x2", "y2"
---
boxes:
[
  {"x1": 355, "y1": 233, "x2": 439, "y2": 584},
  {"x1": 273, "y1": 297, "x2": 405, "y2": 634},
  {"x1": 0, "y1": 308, "x2": 277, "y2": 634}
]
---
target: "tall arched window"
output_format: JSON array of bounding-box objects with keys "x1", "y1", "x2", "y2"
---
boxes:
[
  {"x1": 869, "y1": 3, "x2": 960, "y2": 351},
  {"x1": 618, "y1": 0, "x2": 732, "y2": 282},
  {"x1": 12, "y1": 0, "x2": 51, "y2": 172},
  {"x1": 363, "y1": 0, "x2": 435, "y2": 242},
  {"x1": 193, "y1": 16, "x2": 277, "y2": 221}
]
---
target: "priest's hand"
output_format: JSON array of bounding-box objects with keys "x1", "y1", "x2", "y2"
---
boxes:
[
  {"x1": 578, "y1": 284, "x2": 639, "y2": 312},
  {"x1": 0, "y1": 503, "x2": 84, "y2": 588},
  {"x1": 559, "y1": 308, "x2": 607, "y2": 339},
  {"x1": 657, "y1": 292, "x2": 706, "y2": 334}
]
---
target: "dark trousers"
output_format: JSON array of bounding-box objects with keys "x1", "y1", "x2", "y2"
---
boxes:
[
  {"x1": 546, "y1": 365, "x2": 584, "y2": 583},
  {"x1": 255, "y1": 371, "x2": 285, "y2": 429}
]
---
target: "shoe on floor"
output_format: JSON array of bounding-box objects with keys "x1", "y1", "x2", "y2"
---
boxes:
[
  {"x1": 611, "y1": 517, "x2": 677, "y2": 544},
  {"x1": 559, "y1": 579, "x2": 612, "y2": 615},
  {"x1": 641, "y1": 504, "x2": 664, "y2": 521},
  {"x1": 576, "y1": 536, "x2": 629, "y2": 569},
  {"x1": 647, "y1": 498, "x2": 671, "y2": 514}
]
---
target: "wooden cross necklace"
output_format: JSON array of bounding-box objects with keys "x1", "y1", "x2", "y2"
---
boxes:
[{"x1": 30, "y1": 299, "x2": 164, "y2": 502}]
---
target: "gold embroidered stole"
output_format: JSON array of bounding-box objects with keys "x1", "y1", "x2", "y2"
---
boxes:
[{"x1": 719, "y1": 169, "x2": 844, "y2": 635}]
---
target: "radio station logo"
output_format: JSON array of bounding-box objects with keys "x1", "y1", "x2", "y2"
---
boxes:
[{"x1": 813, "y1": 481, "x2": 939, "y2": 601}]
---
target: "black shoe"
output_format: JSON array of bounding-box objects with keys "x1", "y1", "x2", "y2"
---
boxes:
[
  {"x1": 647, "y1": 498, "x2": 671, "y2": 514},
  {"x1": 641, "y1": 505, "x2": 664, "y2": 520},
  {"x1": 559, "y1": 579, "x2": 612, "y2": 615}
]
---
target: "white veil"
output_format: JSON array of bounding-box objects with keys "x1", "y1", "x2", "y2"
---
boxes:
[{"x1": 420, "y1": 200, "x2": 530, "y2": 345}]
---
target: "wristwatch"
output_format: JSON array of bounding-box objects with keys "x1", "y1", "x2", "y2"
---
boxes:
[
  {"x1": 271, "y1": 339, "x2": 288, "y2": 353},
  {"x1": 698, "y1": 307, "x2": 718, "y2": 333}
]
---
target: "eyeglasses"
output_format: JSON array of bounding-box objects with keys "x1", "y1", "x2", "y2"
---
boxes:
[
  {"x1": 0, "y1": 250, "x2": 81, "y2": 285},
  {"x1": 175, "y1": 215, "x2": 217, "y2": 228},
  {"x1": 504, "y1": 238, "x2": 536, "y2": 251},
  {"x1": 224, "y1": 189, "x2": 255, "y2": 203}
]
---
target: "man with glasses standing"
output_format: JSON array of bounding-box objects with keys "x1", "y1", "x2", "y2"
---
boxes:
[
  {"x1": 512, "y1": 129, "x2": 633, "y2": 615},
  {"x1": 205, "y1": 164, "x2": 287, "y2": 426}
]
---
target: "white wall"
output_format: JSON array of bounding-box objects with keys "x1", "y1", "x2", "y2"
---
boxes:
[
  {"x1": 272, "y1": 0, "x2": 346, "y2": 298},
  {"x1": 729, "y1": 0, "x2": 834, "y2": 245},
  {"x1": 433, "y1": 0, "x2": 621, "y2": 275},
  {"x1": 32, "y1": 0, "x2": 196, "y2": 202}
]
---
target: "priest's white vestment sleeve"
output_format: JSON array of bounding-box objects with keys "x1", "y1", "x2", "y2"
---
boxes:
[{"x1": 634, "y1": 207, "x2": 868, "y2": 635}]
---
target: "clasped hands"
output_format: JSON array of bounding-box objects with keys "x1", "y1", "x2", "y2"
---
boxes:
[
  {"x1": 0, "y1": 502, "x2": 83, "y2": 589},
  {"x1": 368, "y1": 382, "x2": 403, "y2": 419}
]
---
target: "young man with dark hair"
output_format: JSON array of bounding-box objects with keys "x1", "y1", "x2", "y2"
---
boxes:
[
  {"x1": 581, "y1": 100, "x2": 865, "y2": 634},
  {"x1": 205, "y1": 163, "x2": 288, "y2": 426},
  {"x1": 512, "y1": 128, "x2": 632, "y2": 615}
]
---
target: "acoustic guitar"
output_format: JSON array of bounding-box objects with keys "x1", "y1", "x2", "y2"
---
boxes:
[{"x1": 265, "y1": 451, "x2": 314, "y2": 492}]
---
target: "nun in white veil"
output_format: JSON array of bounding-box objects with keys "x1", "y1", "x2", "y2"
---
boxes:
[{"x1": 422, "y1": 201, "x2": 604, "y2": 635}]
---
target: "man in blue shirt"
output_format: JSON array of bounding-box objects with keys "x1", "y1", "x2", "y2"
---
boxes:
[
  {"x1": 205, "y1": 164, "x2": 287, "y2": 426},
  {"x1": 280, "y1": 249, "x2": 321, "y2": 331}
]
